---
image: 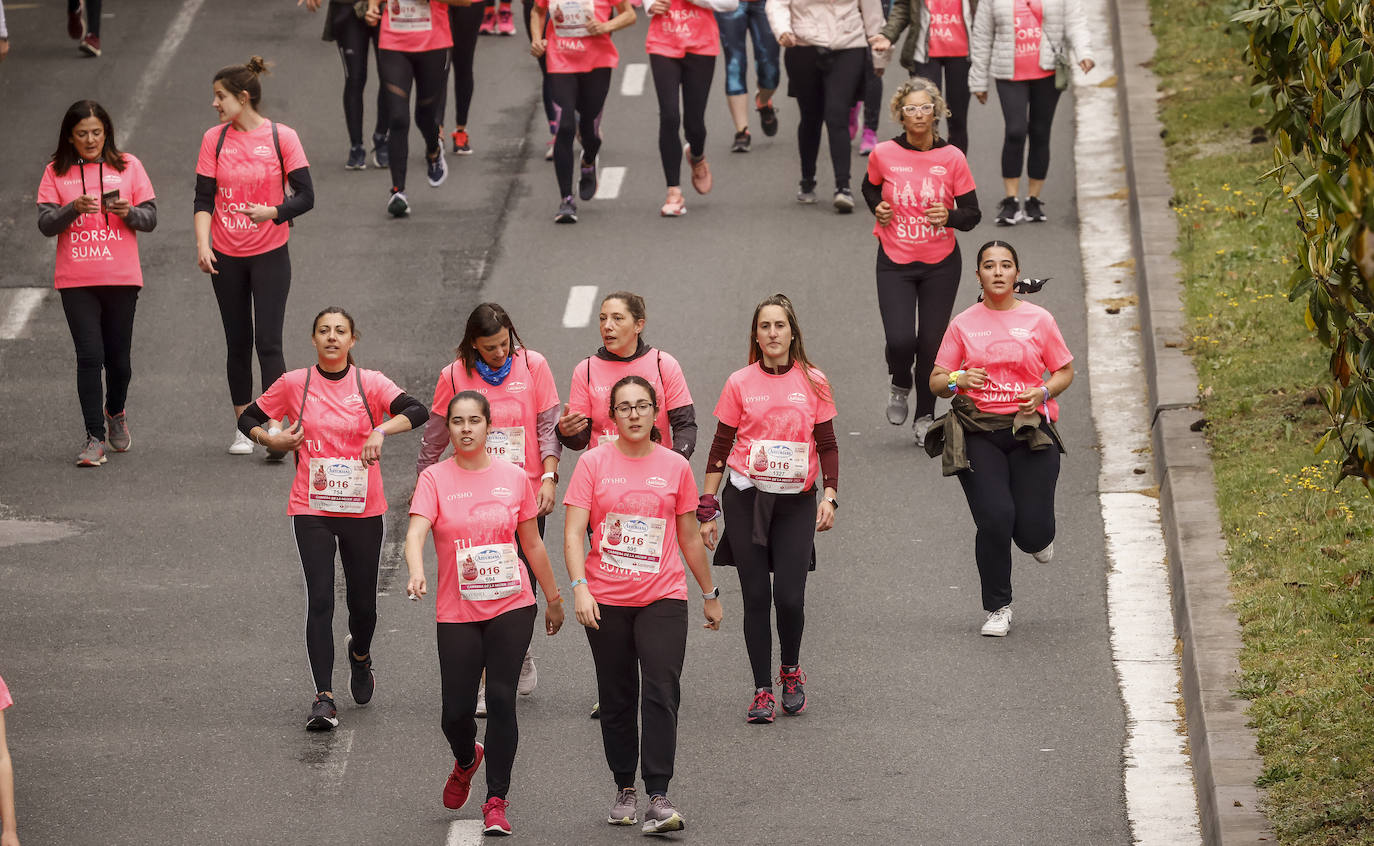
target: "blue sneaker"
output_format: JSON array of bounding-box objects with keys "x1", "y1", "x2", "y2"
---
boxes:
[
  {"x1": 426, "y1": 150, "x2": 448, "y2": 187},
  {"x1": 578, "y1": 156, "x2": 598, "y2": 201},
  {"x1": 371, "y1": 132, "x2": 389, "y2": 168}
]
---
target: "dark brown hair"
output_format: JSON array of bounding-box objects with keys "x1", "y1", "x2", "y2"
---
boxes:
[
  {"x1": 52, "y1": 100, "x2": 126, "y2": 175},
  {"x1": 447, "y1": 390, "x2": 492, "y2": 424},
  {"x1": 747, "y1": 293, "x2": 832, "y2": 402},
  {"x1": 214, "y1": 56, "x2": 271, "y2": 111},
  {"x1": 975, "y1": 240, "x2": 1020, "y2": 270},
  {"x1": 456, "y1": 303, "x2": 526, "y2": 375},
  {"x1": 609, "y1": 376, "x2": 662, "y2": 444},
  {"x1": 312, "y1": 306, "x2": 359, "y2": 366}
]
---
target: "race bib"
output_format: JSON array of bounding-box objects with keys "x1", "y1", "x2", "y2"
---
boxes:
[
  {"x1": 597, "y1": 430, "x2": 619, "y2": 447},
  {"x1": 308, "y1": 458, "x2": 369, "y2": 513},
  {"x1": 551, "y1": 0, "x2": 594, "y2": 37},
  {"x1": 457, "y1": 542, "x2": 523, "y2": 601},
  {"x1": 600, "y1": 512, "x2": 666, "y2": 574},
  {"x1": 389, "y1": 0, "x2": 433, "y2": 31},
  {"x1": 746, "y1": 440, "x2": 809, "y2": 494},
  {"x1": 485, "y1": 427, "x2": 526, "y2": 468}
]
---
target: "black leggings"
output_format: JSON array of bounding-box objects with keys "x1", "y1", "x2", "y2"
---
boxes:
[
  {"x1": 448, "y1": 2, "x2": 487, "y2": 127},
  {"x1": 211, "y1": 245, "x2": 291, "y2": 407},
  {"x1": 723, "y1": 485, "x2": 815, "y2": 689},
  {"x1": 995, "y1": 75, "x2": 1062, "y2": 181},
  {"x1": 649, "y1": 53, "x2": 715, "y2": 187},
  {"x1": 784, "y1": 45, "x2": 867, "y2": 190},
  {"x1": 874, "y1": 244, "x2": 962, "y2": 409},
  {"x1": 59, "y1": 286, "x2": 138, "y2": 439},
  {"x1": 910, "y1": 56, "x2": 972, "y2": 153},
  {"x1": 332, "y1": 2, "x2": 389, "y2": 146},
  {"x1": 293, "y1": 514, "x2": 385, "y2": 694},
  {"x1": 69, "y1": 0, "x2": 100, "y2": 36},
  {"x1": 549, "y1": 68, "x2": 612, "y2": 198},
  {"x1": 955, "y1": 426, "x2": 1060, "y2": 611},
  {"x1": 585, "y1": 599, "x2": 687, "y2": 796},
  {"x1": 378, "y1": 46, "x2": 451, "y2": 192},
  {"x1": 521, "y1": 0, "x2": 557, "y2": 130},
  {"x1": 437, "y1": 604, "x2": 536, "y2": 800}
]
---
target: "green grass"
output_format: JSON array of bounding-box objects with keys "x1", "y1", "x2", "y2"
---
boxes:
[{"x1": 1146, "y1": 0, "x2": 1374, "y2": 842}]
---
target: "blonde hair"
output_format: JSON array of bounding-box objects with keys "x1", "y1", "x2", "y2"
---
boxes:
[{"x1": 889, "y1": 77, "x2": 949, "y2": 139}]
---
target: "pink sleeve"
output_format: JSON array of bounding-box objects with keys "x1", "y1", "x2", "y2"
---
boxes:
[
  {"x1": 411, "y1": 467, "x2": 440, "y2": 520},
  {"x1": 36, "y1": 164, "x2": 60, "y2": 204},
  {"x1": 563, "y1": 451, "x2": 596, "y2": 510},
  {"x1": 934, "y1": 320, "x2": 966, "y2": 372},
  {"x1": 431, "y1": 366, "x2": 455, "y2": 415},
  {"x1": 865, "y1": 144, "x2": 883, "y2": 184},
  {"x1": 365, "y1": 370, "x2": 405, "y2": 420},
  {"x1": 811, "y1": 369, "x2": 838, "y2": 423},
  {"x1": 712, "y1": 373, "x2": 743, "y2": 427},
  {"x1": 0, "y1": 675, "x2": 11, "y2": 711},
  {"x1": 529, "y1": 352, "x2": 561, "y2": 413},
  {"x1": 953, "y1": 150, "x2": 976, "y2": 194},
  {"x1": 658, "y1": 352, "x2": 693, "y2": 409},
  {"x1": 126, "y1": 156, "x2": 157, "y2": 205},
  {"x1": 517, "y1": 477, "x2": 539, "y2": 522},
  {"x1": 1039, "y1": 314, "x2": 1074, "y2": 372},
  {"x1": 568, "y1": 359, "x2": 591, "y2": 417},
  {"x1": 255, "y1": 371, "x2": 296, "y2": 421},
  {"x1": 279, "y1": 125, "x2": 310, "y2": 171},
  {"x1": 674, "y1": 454, "x2": 699, "y2": 515},
  {"x1": 195, "y1": 127, "x2": 218, "y2": 179}
]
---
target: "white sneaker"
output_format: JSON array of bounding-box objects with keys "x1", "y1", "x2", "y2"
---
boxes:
[
  {"x1": 475, "y1": 683, "x2": 487, "y2": 717},
  {"x1": 518, "y1": 650, "x2": 538, "y2": 696},
  {"x1": 980, "y1": 605, "x2": 1012, "y2": 637},
  {"x1": 912, "y1": 414, "x2": 935, "y2": 447},
  {"x1": 228, "y1": 430, "x2": 254, "y2": 455},
  {"x1": 1033, "y1": 542, "x2": 1054, "y2": 563}
]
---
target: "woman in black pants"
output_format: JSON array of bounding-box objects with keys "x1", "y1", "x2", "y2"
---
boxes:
[
  {"x1": 307, "y1": 0, "x2": 391, "y2": 170},
  {"x1": 927, "y1": 241, "x2": 1074, "y2": 637},
  {"x1": 447, "y1": 1, "x2": 487, "y2": 154},
  {"x1": 862, "y1": 77, "x2": 979, "y2": 446},
  {"x1": 521, "y1": 0, "x2": 558, "y2": 159},
  {"x1": 699, "y1": 294, "x2": 838, "y2": 724}
]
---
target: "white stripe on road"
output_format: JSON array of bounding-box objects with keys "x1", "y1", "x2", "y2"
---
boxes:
[
  {"x1": 0, "y1": 289, "x2": 47, "y2": 341},
  {"x1": 562, "y1": 285, "x2": 598, "y2": 328},
  {"x1": 446, "y1": 820, "x2": 484, "y2": 846},
  {"x1": 306, "y1": 728, "x2": 354, "y2": 791},
  {"x1": 121, "y1": 0, "x2": 208, "y2": 144},
  {"x1": 620, "y1": 63, "x2": 648, "y2": 96},
  {"x1": 593, "y1": 167, "x2": 626, "y2": 200}
]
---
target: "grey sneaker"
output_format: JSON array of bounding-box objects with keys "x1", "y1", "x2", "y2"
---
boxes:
[
  {"x1": 912, "y1": 414, "x2": 935, "y2": 447},
  {"x1": 1023, "y1": 195, "x2": 1047, "y2": 222},
  {"x1": 886, "y1": 386, "x2": 909, "y2": 425},
  {"x1": 833, "y1": 188, "x2": 855, "y2": 214},
  {"x1": 797, "y1": 180, "x2": 817, "y2": 204},
  {"x1": 518, "y1": 650, "x2": 537, "y2": 695},
  {"x1": 76, "y1": 435, "x2": 107, "y2": 467},
  {"x1": 778, "y1": 666, "x2": 807, "y2": 715},
  {"x1": 995, "y1": 195, "x2": 1022, "y2": 226},
  {"x1": 1033, "y1": 541, "x2": 1054, "y2": 563},
  {"x1": 105, "y1": 410, "x2": 131, "y2": 452},
  {"x1": 555, "y1": 196, "x2": 578, "y2": 223},
  {"x1": 981, "y1": 605, "x2": 1013, "y2": 637},
  {"x1": 642, "y1": 794, "x2": 684, "y2": 834},
  {"x1": 608, "y1": 787, "x2": 637, "y2": 825}
]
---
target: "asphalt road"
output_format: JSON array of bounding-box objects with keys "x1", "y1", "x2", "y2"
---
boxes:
[{"x1": 0, "y1": 2, "x2": 1129, "y2": 844}]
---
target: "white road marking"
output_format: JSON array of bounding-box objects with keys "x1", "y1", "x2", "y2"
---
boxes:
[
  {"x1": 446, "y1": 820, "x2": 484, "y2": 846},
  {"x1": 562, "y1": 285, "x2": 598, "y2": 328},
  {"x1": 593, "y1": 167, "x2": 626, "y2": 200},
  {"x1": 305, "y1": 728, "x2": 354, "y2": 791},
  {"x1": 620, "y1": 63, "x2": 648, "y2": 96},
  {"x1": 0, "y1": 289, "x2": 47, "y2": 341},
  {"x1": 120, "y1": 0, "x2": 208, "y2": 144}
]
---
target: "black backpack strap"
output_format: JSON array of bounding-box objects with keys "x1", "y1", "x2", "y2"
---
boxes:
[
  {"x1": 215, "y1": 123, "x2": 231, "y2": 159},
  {"x1": 294, "y1": 367, "x2": 313, "y2": 469},
  {"x1": 356, "y1": 366, "x2": 377, "y2": 429}
]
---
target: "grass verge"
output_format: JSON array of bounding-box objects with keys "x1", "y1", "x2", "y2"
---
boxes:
[{"x1": 1145, "y1": 0, "x2": 1374, "y2": 842}]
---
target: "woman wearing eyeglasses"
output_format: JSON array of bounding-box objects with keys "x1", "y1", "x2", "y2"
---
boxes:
[{"x1": 862, "y1": 76, "x2": 979, "y2": 447}]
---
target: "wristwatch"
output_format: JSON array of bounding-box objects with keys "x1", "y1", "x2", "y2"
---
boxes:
[
  {"x1": 702, "y1": 586, "x2": 720, "y2": 600},
  {"x1": 824, "y1": 495, "x2": 839, "y2": 510},
  {"x1": 541, "y1": 471, "x2": 559, "y2": 484}
]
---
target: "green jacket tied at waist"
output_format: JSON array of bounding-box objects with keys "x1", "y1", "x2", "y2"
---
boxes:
[{"x1": 923, "y1": 393, "x2": 1065, "y2": 476}]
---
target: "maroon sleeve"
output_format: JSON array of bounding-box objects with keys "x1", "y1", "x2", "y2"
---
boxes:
[
  {"x1": 813, "y1": 419, "x2": 838, "y2": 492},
  {"x1": 706, "y1": 421, "x2": 738, "y2": 474}
]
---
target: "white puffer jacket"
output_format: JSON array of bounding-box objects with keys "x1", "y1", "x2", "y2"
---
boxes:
[
  {"x1": 967, "y1": 0, "x2": 1092, "y2": 93},
  {"x1": 766, "y1": 0, "x2": 886, "y2": 51}
]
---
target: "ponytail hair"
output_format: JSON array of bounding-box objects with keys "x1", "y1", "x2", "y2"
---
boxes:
[
  {"x1": 214, "y1": 55, "x2": 271, "y2": 110},
  {"x1": 609, "y1": 375, "x2": 662, "y2": 444}
]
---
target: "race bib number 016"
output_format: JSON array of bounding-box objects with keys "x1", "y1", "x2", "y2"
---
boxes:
[
  {"x1": 457, "y1": 542, "x2": 523, "y2": 601},
  {"x1": 551, "y1": 0, "x2": 595, "y2": 37},
  {"x1": 308, "y1": 458, "x2": 369, "y2": 513},
  {"x1": 389, "y1": 0, "x2": 433, "y2": 31},
  {"x1": 746, "y1": 440, "x2": 809, "y2": 494},
  {"x1": 600, "y1": 512, "x2": 666, "y2": 574},
  {"x1": 485, "y1": 427, "x2": 526, "y2": 468}
]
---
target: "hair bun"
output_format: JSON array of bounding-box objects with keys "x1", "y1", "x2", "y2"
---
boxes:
[{"x1": 245, "y1": 55, "x2": 271, "y2": 75}]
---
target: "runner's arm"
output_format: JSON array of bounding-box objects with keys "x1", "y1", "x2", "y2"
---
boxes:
[
  {"x1": 862, "y1": 177, "x2": 884, "y2": 214},
  {"x1": 667, "y1": 404, "x2": 697, "y2": 459},
  {"x1": 387, "y1": 393, "x2": 429, "y2": 431},
  {"x1": 274, "y1": 168, "x2": 315, "y2": 224},
  {"x1": 123, "y1": 200, "x2": 158, "y2": 233},
  {"x1": 416, "y1": 411, "x2": 449, "y2": 476},
  {"x1": 537, "y1": 404, "x2": 564, "y2": 462},
  {"x1": 946, "y1": 188, "x2": 981, "y2": 230},
  {"x1": 813, "y1": 418, "x2": 838, "y2": 491},
  {"x1": 36, "y1": 202, "x2": 80, "y2": 237}
]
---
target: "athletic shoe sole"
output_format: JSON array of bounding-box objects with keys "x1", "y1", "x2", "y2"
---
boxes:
[
  {"x1": 306, "y1": 714, "x2": 338, "y2": 731},
  {"x1": 746, "y1": 712, "x2": 774, "y2": 724},
  {"x1": 781, "y1": 699, "x2": 807, "y2": 716},
  {"x1": 642, "y1": 813, "x2": 684, "y2": 834},
  {"x1": 484, "y1": 823, "x2": 512, "y2": 835},
  {"x1": 76, "y1": 456, "x2": 107, "y2": 467},
  {"x1": 387, "y1": 193, "x2": 410, "y2": 217}
]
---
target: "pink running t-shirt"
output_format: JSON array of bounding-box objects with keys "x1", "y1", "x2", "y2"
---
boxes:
[
  {"x1": 429, "y1": 349, "x2": 562, "y2": 491},
  {"x1": 935, "y1": 300, "x2": 1073, "y2": 420},
  {"x1": 255, "y1": 366, "x2": 406, "y2": 517},
  {"x1": 645, "y1": 0, "x2": 720, "y2": 57},
  {"x1": 713, "y1": 362, "x2": 837, "y2": 492},
  {"x1": 1012, "y1": 0, "x2": 1052, "y2": 81},
  {"x1": 567, "y1": 350, "x2": 692, "y2": 449},
  {"x1": 411, "y1": 458, "x2": 538, "y2": 624},
  {"x1": 37, "y1": 155, "x2": 155, "y2": 290},
  {"x1": 195, "y1": 121, "x2": 309, "y2": 257},
  {"x1": 926, "y1": 0, "x2": 968, "y2": 57},
  {"x1": 564, "y1": 442, "x2": 698, "y2": 607},
  {"x1": 0, "y1": 675, "x2": 11, "y2": 711},
  {"x1": 866, "y1": 141, "x2": 975, "y2": 265},
  {"x1": 537, "y1": 0, "x2": 621, "y2": 73},
  {"x1": 379, "y1": 0, "x2": 455, "y2": 51}
]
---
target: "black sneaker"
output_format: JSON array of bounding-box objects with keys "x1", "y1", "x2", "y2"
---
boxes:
[
  {"x1": 306, "y1": 693, "x2": 338, "y2": 731},
  {"x1": 387, "y1": 189, "x2": 410, "y2": 218},
  {"x1": 371, "y1": 132, "x2": 390, "y2": 169},
  {"x1": 995, "y1": 196, "x2": 1022, "y2": 226},
  {"x1": 346, "y1": 634, "x2": 374, "y2": 705},
  {"x1": 1023, "y1": 196, "x2": 1047, "y2": 222},
  {"x1": 555, "y1": 196, "x2": 578, "y2": 224},
  {"x1": 778, "y1": 665, "x2": 807, "y2": 715},
  {"x1": 757, "y1": 100, "x2": 779, "y2": 136},
  {"x1": 731, "y1": 129, "x2": 751, "y2": 153},
  {"x1": 747, "y1": 687, "x2": 775, "y2": 724},
  {"x1": 578, "y1": 156, "x2": 599, "y2": 201},
  {"x1": 346, "y1": 145, "x2": 366, "y2": 170}
]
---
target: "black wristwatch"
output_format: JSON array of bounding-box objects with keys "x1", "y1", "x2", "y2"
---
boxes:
[
  {"x1": 702, "y1": 586, "x2": 720, "y2": 600},
  {"x1": 824, "y1": 495, "x2": 839, "y2": 510}
]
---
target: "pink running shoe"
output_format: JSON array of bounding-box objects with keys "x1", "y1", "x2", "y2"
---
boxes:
[
  {"x1": 849, "y1": 102, "x2": 862, "y2": 140},
  {"x1": 497, "y1": 2, "x2": 516, "y2": 34},
  {"x1": 479, "y1": 5, "x2": 497, "y2": 34}
]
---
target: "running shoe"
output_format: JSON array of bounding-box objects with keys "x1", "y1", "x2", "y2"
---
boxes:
[
  {"x1": 912, "y1": 414, "x2": 935, "y2": 448},
  {"x1": 306, "y1": 693, "x2": 338, "y2": 731},
  {"x1": 346, "y1": 145, "x2": 367, "y2": 170},
  {"x1": 346, "y1": 634, "x2": 374, "y2": 706},
  {"x1": 995, "y1": 196, "x2": 1022, "y2": 226},
  {"x1": 608, "y1": 787, "x2": 637, "y2": 825},
  {"x1": 228, "y1": 430, "x2": 254, "y2": 455},
  {"x1": 476, "y1": 683, "x2": 488, "y2": 717},
  {"x1": 886, "y1": 385, "x2": 909, "y2": 425},
  {"x1": 371, "y1": 132, "x2": 390, "y2": 168},
  {"x1": 578, "y1": 156, "x2": 599, "y2": 201},
  {"x1": 443, "y1": 742, "x2": 485, "y2": 810},
  {"x1": 105, "y1": 410, "x2": 131, "y2": 452},
  {"x1": 981, "y1": 605, "x2": 1013, "y2": 637},
  {"x1": 482, "y1": 797, "x2": 513, "y2": 835},
  {"x1": 731, "y1": 129, "x2": 751, "y2": 153},
  {"x1": 860, "y1": 127, "x2": 877, "y2": 155},
  {"x1": 497, "y1": 2, "x2": 516, "y2": 34},
  {"x1": 479, "y1": 5, "x2": 498, "y2": 33},
  {"x1": 797, "y1": 181, "x2": 817, "y2": 205},
  {"x1": 747, "y1": 687, "x2": 775, "y2": 724},
  {"x1": 778, "y1": 665, "x2": 807, "y2": 715},
  {"x1": 757, "y1": 99, "x2": 778, "y2": 136},
  {"x1": 661, "y1": 188, "x2": 686, "y2": 217},
  {"x1": 518, "y1": 651, "x2": 538, "y2": 695},
  {"x1": 426, "y1": 150, "x2": 449, "y2": 187},
  {"x1": 76, "y1": 435, "x2": 107, "y2": 467},
  {"x1": 1023, "y1": 195, "x2": 1047, "y2": 222},
  {"x1": 848, "y1": 102, "x2": 862, "y2": 140},
  {"x1": 555, "y1": 196, "x2": 578, "y2": 223},
  {"x1": 544, "y1": 138, "x2": 555, "y2": 161},
  {"x1": 642, "y1": 795, "x2": 684, "y2": 834},
  {"x1": 79, "y1": 34, "x2": 101, "y2": 57},
  {"x1": 68, "y1": 3, "x2": 86, "y2": 39},
  {"x1": 1033, "y1": 541, "x2": 1055, "y2": 563},
  {"x1": 589, "y1": 700, "x2": 600, "y2": 719},
  {"x1": 686, "y1": 144, "x2": 712, "y2": 194},
  {"x1": 452, "y1": 129, "x2": 472, "y2": 155},
  {"x1": 387, "y1": 189, "x2": 410, "y2": 218},
  {"x1": 833, "y1": 188, "x2": 855, "y2": 214}
]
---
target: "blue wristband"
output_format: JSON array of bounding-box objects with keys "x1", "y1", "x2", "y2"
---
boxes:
[{"x1": 570, "y1": 577, "x2": 588, "y2": 589}]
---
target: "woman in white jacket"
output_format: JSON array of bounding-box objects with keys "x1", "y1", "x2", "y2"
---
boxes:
[
  {"x1": 967, "y1": 0, "x2": 1092, "y2": 225},
  {"x1": 766, "y1": 0, "x2": 886, "y2": 212}
]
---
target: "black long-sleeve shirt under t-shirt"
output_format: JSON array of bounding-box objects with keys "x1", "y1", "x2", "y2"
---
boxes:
[
  {"x1": 193, "y1": 168, "x2": 315, "y2": 224},
  {"x1": 237, "y1": 364, "x2": 427, "y2": 436}
]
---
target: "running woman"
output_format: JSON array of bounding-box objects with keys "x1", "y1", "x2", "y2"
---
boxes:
[
  {"x1": 927, "y1": 240, "x2": 1073, "y2": 637},
  {"x1": 0, "y1": 673, "x2": 16, "y2": 846},
  {"x1": 406, "y1": 390, "x2": 565, "y2": 836},
  {"x1": 366, "y1": 0, "x2": 462, "y2": 217},
  {"x1": 417, "y1": 303, "x2": 563, "y2": 705},
  {"x1": 38, "y1": 100, "x2": 157, "y2": 468},
  {"x1": 646, "y1": 0, "x2": 737, "y2": 216},
  {"x1": 699, "y1": 294, "x2": 838, "y2": 723},
  {"x1": 564, "y1": 375, "x2": 723, "y2": 833},
  {"x1": 530, "y1": 0, "x2": 637, "y2": 223},
  {"x1": 446, "y1": 0, "x2": 486, "y2": 155},
  {"x1": 195, "y1": 57, "x2": 315, "y2": 459},
  {"x1": 237, "y1": 307, "x2": 427, "y2": 729},
  {"x1": 869, "y1": 0, "x2": 975, "y2": 153},
  {"x1": 863, "y1": 77, "x2": 979, "y2": 446},
  {"x1": 714, "y1": 0, "x2": 780, "y2": 152},
  {"x1": 303, "y1": 0, "x2": 392, "y2": 170}
]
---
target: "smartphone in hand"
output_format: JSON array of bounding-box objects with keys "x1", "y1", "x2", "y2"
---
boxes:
[{"x1": 101, "y1": 188, "x2": 120, "y2": 212}]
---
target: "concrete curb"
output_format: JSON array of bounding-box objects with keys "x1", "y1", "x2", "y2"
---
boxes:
[{"x1": 1105, "y1": 0, "x2": 1275, "y2": 842}]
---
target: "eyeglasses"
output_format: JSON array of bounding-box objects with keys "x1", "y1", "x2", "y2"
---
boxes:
[
  {"x1": 613, "y1": 401, "x2": 656, "y2": 417},
  {"x1": 900, "y1": 103, "x2": 936, "y2": 116}
]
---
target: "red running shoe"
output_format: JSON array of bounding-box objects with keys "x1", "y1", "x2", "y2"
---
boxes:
[
  {"x1": 479, "y1": 5, "x2": 498, "y2": 34},
  {"x1": 778, "y1": 665, "x2": 807, "y2": 715},
  {"x1": 443, "y1": 741, "x2": 485, "y2": 810},
  {"x1": 746, "y1": 687, "x2": 775, "y2": 724},
  {"x1": 482, "y1": 796, "x2": 512, "y2": 835},
  {"x1": 79, "y1": 34, "x2": 101, "y2": 56}
]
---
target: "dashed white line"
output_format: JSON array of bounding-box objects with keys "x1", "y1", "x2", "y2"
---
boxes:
[
  {"x1": 562, "y1": 285, "x2": 599, "y2": 328},
  {"x1": 593, "y1": 167, "x2": 626, "y2": 200},
  {"x1": 0, "y1": 289, "x2": 48, "y2": 341},
  {"x1": 121, "y1": 0, "x2": 208, "y2": 144},
  {"x1": 620, "y1": 63, "x2": 648, "y2": 96},
  {"x1": 445, "y1": 820, "x2": 484, "y2": 846}
]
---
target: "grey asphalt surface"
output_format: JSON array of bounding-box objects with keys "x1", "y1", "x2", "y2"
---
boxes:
[{"x1": 0, "y1": 2, "x2": 1130, "y2": 843}]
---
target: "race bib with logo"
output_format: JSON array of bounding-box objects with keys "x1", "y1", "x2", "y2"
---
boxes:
[
  {"x1": 746, "y1": 440, "x2": 809, "y2": 494},
  {"x1": 456, "y1": 542, "x2": 523, "y2": 601},
  {"x1": 485, "y1": 427, "x2": 526, "y2": 467},
  {"x1": 600, "y1": 512, "x2": 666, "y2": 574},
  {"x1": 307, "y1": 458, "x2": 369, "y2": 513},
  {"x1": 597, "y1": 430, "x2": 620, "y2": 447},
  {"x1": 551, "y1": 0, "x2": 594, "y2": 36},
  {"x1": 390, "y1": 0, "x2": 433, "y2": 31}
]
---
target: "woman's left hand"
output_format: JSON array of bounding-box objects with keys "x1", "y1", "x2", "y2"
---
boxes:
[
  {"x1": 1079, "y1": 58, "x2": 1095, "y2": 74},
  {"x1": 702, "y1": 597, "x2": 723, "y2": 630},
  {"x1": 924, "y1": 202, "x2": 949, "y2": 227},
  {"x1": 360, "y1": 429, "x2": 385, "y2": 465},
  {"x1": 536, "y1": 479, "x2": 557, "y2": 517},
  {"x1": 545, "y1": 601, "x2": 565, "y2": 635},
  {"x1": 237, "y1": 203, "x2": 277, "y2": 224},
  {"x1": 815, "y1": 499, "x2": 835, "y2": 532},
  {"x1": 649, "y1": 0, "x2": 670, "y2": 13},
  {"x1": 105, "y1": 197, "x2": 132, "y2": 218},
  {"x1": 1016, "y1": 387, "x2": 1048, "y2": 414},
  {"x1": 585, "y1": 19, "x2": 606, "y2": 34}
]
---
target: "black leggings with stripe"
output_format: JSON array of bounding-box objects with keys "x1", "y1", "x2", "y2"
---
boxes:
[{"x1": 293, "y1": 514, "x2": 384, "y2": 693}]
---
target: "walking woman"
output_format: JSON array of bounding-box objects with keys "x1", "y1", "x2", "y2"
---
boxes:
[
  {"x1": 699, "y1": 294, "x2": 838, "y2": 723},
  {"x1": 195, "y1": 57, "x2": 315, "y2": 458},
  {"x1": 564, "y1": 375, "x2": 723, "y2": 833},
  {"x1": 530, "y1": 0, "x2": 637, "y2": 223},
  {"x1": 304, "y1": 0, "x2": 391, "y2": 170},
  {"x1": 968, "y1": 0, "x2": 1092, "y2": 224},
  {"x1": 869, "y1": 0, "x2": 974, "y2": 152},
  {"x1": 927, "y1": 241, "x2": 1073, "y2": 637},
  {"x1": 406, "y1": 390, "x2": 565, "y2": 836},
  {"x1": 715, "y1": 0, "x2": 780, "y2": 152},
  {"x1": 446, "y1": 0, "x2": 486, "y2": 155},
  {"x1": 0, "y1": 674, "x2": 18, "y2": 846},
  {"x1": 237, "y1": 307, "x2": 427, "y2": 729},
  {"x1": 647, "y1": 0, "x2": 737, "y2": 216},
  {"x1": 766, "y1": 0, "x2": 885, "y2": 211},
  {"x1": 862, "y1": 77, "x2": 979, "y2": 446},
  {"x1": 38, "y1": 100, "x2": 157, "y2": 467}
]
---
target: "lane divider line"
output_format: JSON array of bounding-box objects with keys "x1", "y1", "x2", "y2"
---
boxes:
[
  {"x1": 593, "y1": 166, "x2": 626, "y2": 200},
  {"x1": 620, "y1": 63, "x2": 648, "y2": 97},
  {"x1": 562, "y1": 285, "x2": 598, "y2": 329},
  {"x1": 121, "y1": 0, "x2": 208, "y2": 144},
  {"x1": 0, "y1": 289, "x2": 47, "y2": 341},
  {"x1": 446, "y1": 820, "x2": 484, "y2": 846}
]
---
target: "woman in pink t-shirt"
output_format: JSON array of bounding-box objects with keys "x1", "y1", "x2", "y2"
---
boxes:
[
  {"x1": 530, "y1": 0, "x2": 637, "y2": 222},
  {"x1": 36, "y1": 100, "x2": 157, "y2": 468},
  {"x1": 0, "y1": 674, "x2": 16, "y2": 846},
  {"x1": 564, "y1": 375, "x2": 722, "y2": 833},
  {"x1": 237, "y1": 307, "x2": 427, "y2": 731},
  {"x1": 405, "y1": 390, "x2": 565, "y2": 836},
  {"x1": 928, "y1": 240, "x2": 1074, "y2": 637},
  {"x1": 194, "y1": 57, "x2": 315, "y2": 459},
  {"x1": 699, "y1": 294, "x2": 839, "y2": 724},
  {"x1": 862, "y1": 78, "x2": 980, "y2": 447}
]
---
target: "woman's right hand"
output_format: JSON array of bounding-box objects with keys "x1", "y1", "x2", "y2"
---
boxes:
[
  {"x1": 778, "y1": 31, "x2": 796, "y2": 47},
  {"x1": 974, "y1": 91, "x2": 987, "y2": 105},
  {"x1": 73, "y1": 193, "x2": 100, "y2": 215},
  {"x1": 530, "y1": 37, "x2": 546, "y2": 57},
  {"x1": 574, "y1": 584, "x2": 601, "y2": 629},
  {"x1": 699, "y1": 518, "x2": 719, "y2": 551},
  {"x1": 875, "y1": 200, "x2": 893, "y2": 226},
  {"x1": 266, "y1": 420, "x2": 306, "y2": 453},
  {"x1": 197, "y1": 242, "x2": 218, "y2": 275},
  {"x1": 406, "y1": 572, "x2": 428, "y2": 600},
  {"x1": 558, "y1": 403, "x2": 588, "y2": 437},
  {"x1": 649, "y1": 0, "x2": 670, "y2": 13}
]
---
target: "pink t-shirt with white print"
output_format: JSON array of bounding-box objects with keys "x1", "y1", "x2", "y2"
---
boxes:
[
  {"x1": 537, "y1": 0, "x2": 621, "y2": 73},
  {"x1": 567, "y1": 349, "x2": 692, "y2": 450},
  {"x1": 866, "y1": 141, "x2": 975, "y2": 265},
  {"x1": 379, "y1": 0, "x2": 455, "y2": 52},
  {"x1": 935, "y1": 300, "x2": 1073, "y2": 420},
  {"x1": 195, "y1": 120, "x2": 309, "y2": 257},
  {"x1": 37, "y1": 156, "x2": 155, "y2": 289},
  {"x1": 926, "y1": 0, "x2": 968, "y2": 57},
  {"x1": 713, "y1": 362, "x2": 837, "y2": 492},
  {"x1": 1012, "y1": 0, "x2": 1052, "y2": 81},
  {"x1": 645, "y1": 0, "x2": 720, "y2": 57}
]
